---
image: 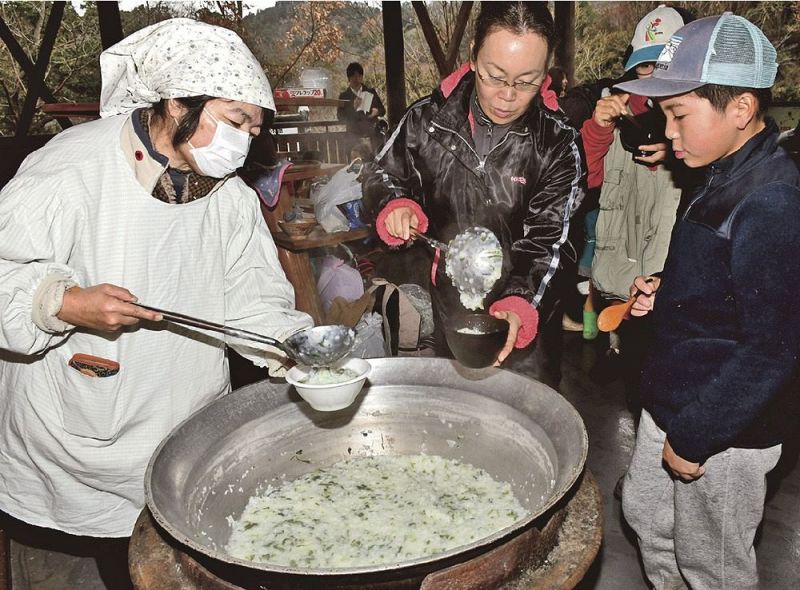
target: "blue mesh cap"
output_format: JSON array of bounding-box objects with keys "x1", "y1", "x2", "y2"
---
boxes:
[{"x1": 615, "y1": 13, "x2": 778, "y2": 97}]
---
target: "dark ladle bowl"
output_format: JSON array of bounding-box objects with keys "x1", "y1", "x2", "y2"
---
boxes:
[
  {"x1": 444, "y1": 313, "x2": 509, "y2": 369},
  {"x1": 282, "y1": 325, "x2": 357, "y2": 367}
]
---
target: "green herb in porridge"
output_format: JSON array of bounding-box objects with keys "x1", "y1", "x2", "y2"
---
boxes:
[{"x1": 226, "y1": 454, "x2": 527, "y2": 568}]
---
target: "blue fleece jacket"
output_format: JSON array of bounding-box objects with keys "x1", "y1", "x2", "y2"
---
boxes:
[{"x1": 641, "y1": 119, "x2": 800, "y2": 464}]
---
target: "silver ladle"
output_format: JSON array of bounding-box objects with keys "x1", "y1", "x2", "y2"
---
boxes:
[
  {"x1": 134, "y1": 303, "x2": 355, "y2": 367},
  {"x1": 412, "y1": 226, "x2": 504, "y2": 310}
]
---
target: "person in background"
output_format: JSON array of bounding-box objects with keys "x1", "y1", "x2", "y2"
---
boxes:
[
  {"x1": 618, "y1": 14, "x2": 799, "y2": 588},
  {"x1": 0, "y1": 18, "x2": 311, "y2": 587},
  {"x1": 337, "y1": 62, "x2": 386, "y2": 155},
  {"x1": 581, "y1": 4, "x2": 691, "y2": 373},
  {"x1": 363, "y1": 1, "x2": 586, "y2": 388},
  {"x1": 547, "y1": 66, "x2": 569, "y2": 97}
]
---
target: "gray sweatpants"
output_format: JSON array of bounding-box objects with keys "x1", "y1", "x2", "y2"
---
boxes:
[{"x1": 622, "y1": 410, "x2": 782, "y2": 590}]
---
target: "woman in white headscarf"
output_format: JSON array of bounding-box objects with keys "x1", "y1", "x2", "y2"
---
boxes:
[{"x1": 0, "y1": 17, "x2": 311, "y2": 559}]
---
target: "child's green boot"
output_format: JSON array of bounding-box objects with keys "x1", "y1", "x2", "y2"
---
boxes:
[{"x1": 583, "y1": 309, "x2": 598, "y2": 340}]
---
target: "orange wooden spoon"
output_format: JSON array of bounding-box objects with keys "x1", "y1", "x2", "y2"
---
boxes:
[
  {"x1": 596, "y1": 296, "x2": 636, "y2": 332},
  {"x1": 597, "y1": 279, "x2": 655, "y2": 332}
]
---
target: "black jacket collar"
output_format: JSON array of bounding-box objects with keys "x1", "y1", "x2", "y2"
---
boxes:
[{"x1": 707, "y1": 118, "x2": 779, "y2": 183}]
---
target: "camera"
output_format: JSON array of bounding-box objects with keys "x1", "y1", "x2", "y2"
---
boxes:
[{"x1": 616, "y1": 108, "x2": 667, "y2": 160}]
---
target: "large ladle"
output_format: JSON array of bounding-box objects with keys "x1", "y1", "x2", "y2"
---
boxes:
[
  {"x1": 412, "y1": 226, "x2": 504, "y2": 310},
  {"x1": 134, "y1": 304, "x2": 355, "y2": 366}
]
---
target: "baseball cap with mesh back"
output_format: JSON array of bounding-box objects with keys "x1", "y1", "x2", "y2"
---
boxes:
[{"x1": 615, "y1": 13, "x2": 777, "y2": 97}]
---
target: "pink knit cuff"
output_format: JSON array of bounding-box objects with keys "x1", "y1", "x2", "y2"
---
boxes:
[
  {"x1": 375, "y1": 198, "x2": 429, "y2": 247},
  {"x1": 489, "y1": 296, "x2": 539, "y2": 349}
]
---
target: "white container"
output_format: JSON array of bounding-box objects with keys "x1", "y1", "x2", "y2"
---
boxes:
[{"x1": 285, "y1": 357, "x2": 371, "y2": 412}]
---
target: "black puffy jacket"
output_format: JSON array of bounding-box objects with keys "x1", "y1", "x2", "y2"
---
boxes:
[{"x1": 363, "y1": 69, "x2": 587, "y2": 321}]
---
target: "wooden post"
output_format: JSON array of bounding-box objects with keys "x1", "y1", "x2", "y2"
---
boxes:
[
  {"x1": 382, "y1": 1, "x2": 406, "y2": 127},
  {"x1": 0, "y1": 526, "x2": 10, "y2": 590},
  {"x1": 553, "y1": 1, "x2": 576, "y2": 87},
  {"x1": 96, "y1": 0, "x2": 124, "y2": 49}
]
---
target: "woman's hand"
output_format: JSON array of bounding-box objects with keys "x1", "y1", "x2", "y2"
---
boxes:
[
  {"x1": 593, "y1": 93, "x2": 630, "y2": 128},
  {"x1": 663, "y1": 439, "x2": 705, "y2": 481},
  {"x1": 629, "y1": 275, "x2": 661, "y2": 317},
  {"x1": 383, "y1": 205, "x2": 419, "y2": 242},
  {"x1": 58, "y1": 284, "x2": 162, "y2": 332},
  {"x1": 491, "y1": 309, "x2": 521, "y2": 366}
]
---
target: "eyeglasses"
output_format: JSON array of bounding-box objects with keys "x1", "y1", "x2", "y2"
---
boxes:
[{"x1": 474, "y1": 65, "x2": 542, "y2": 93}]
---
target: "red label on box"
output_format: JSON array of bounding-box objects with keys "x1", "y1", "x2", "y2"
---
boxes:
[{"x1": 274, "y1": 87, "x2": 326, "y2": 99}]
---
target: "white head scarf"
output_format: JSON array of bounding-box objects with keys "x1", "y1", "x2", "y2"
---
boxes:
[{"x1": 99, "y1": 18, "x2": 275, "y2": 117}]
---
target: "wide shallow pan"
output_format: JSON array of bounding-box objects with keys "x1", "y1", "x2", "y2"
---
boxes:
[{"x1": 145, "y1": 357, "x2": 587, "y2": 584}]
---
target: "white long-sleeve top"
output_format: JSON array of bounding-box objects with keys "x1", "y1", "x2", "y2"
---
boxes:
[{"x1": 0, "y1": 113, "x2": 312, "y2": 536}]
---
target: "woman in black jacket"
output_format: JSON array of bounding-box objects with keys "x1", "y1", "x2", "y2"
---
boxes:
[{"x1": 364, "y1": 1, "x2": 586, "y2": 381}]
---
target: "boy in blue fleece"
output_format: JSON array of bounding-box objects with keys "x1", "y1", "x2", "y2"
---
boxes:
[{"x1": 614, "y1": 13, "x2": 800, "y2": 589}]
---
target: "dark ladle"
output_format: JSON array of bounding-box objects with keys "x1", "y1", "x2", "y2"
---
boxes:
[{"x1": 134, "y1": 304, "x2": 355, "y2": 367}]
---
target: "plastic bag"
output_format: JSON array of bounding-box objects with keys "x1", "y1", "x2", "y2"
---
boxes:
[
  {"x1": 316, "y1": 255, "x2": 365, "y2": 313},
  {"x1": 311, "y1": 165, "x2": 362, "y2": 233},
  {"x1": 350, "y1": 311, "x2": 388, "y2": 358}
]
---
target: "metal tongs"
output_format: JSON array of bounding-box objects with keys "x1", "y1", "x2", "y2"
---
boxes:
[
  {"x1": 134, "y1": 303, "x2": 355, "y2": 366},
  {"x1": 410, "y1": 228, "x2": 448, "y2": 252}
]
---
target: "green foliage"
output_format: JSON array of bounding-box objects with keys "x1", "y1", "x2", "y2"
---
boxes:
[
  {"x1": 0, "y1": 1, "x2": 103, "y2": 135},
  {"x1": 573, "y1": 0, "x2": 800, "y2": 103}
]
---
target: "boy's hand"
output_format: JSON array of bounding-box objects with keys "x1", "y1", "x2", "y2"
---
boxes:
[
  {"x1": 492, "y1": 310, "x2": 521, "y2": 366},
  {"x1": 593, "y1": 93, "x2": 630, "y2": 128},
  {"x1": 630, "y1": 275, "x2": 660, "y2": 317},
  {"x1": 383, "y1": 206, "x2": 418, "y2": 241},
  {"x1": 635, "y1": 142, "x2": 670, "y2": 165},
  {"x1": 663, "y1": 439, "x2": 705, "y2": 481}
]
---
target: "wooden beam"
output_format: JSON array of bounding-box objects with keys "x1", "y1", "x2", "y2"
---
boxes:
[
  {"x1": 15, "y1": 1, "x2": 65, "y2": 137},
  {"x1": 96, "y1": 0, "x2": 124, "y2": 49},
  {"x1": 412, "y1": 1, "x2": 447, "y2": 77},
  {"x1": 443, "y1": 1, "x2": 473, "y2": 73},
  {"x1": 382, "y1": 1, "x2": 406, "y2": 127}
]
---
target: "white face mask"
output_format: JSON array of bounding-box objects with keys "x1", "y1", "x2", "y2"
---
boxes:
[{"x1": 188, "y1": 109, "x2": 252, "y2": 178}]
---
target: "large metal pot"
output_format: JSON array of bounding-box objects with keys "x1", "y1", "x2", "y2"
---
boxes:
[{"x1": 145, "y1": 357, "x2": 587, "y2": 585}]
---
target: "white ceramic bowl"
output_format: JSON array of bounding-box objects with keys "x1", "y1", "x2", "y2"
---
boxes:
[{"x1": 285, "y1": 357, "x2": 371, "y2": 411}]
